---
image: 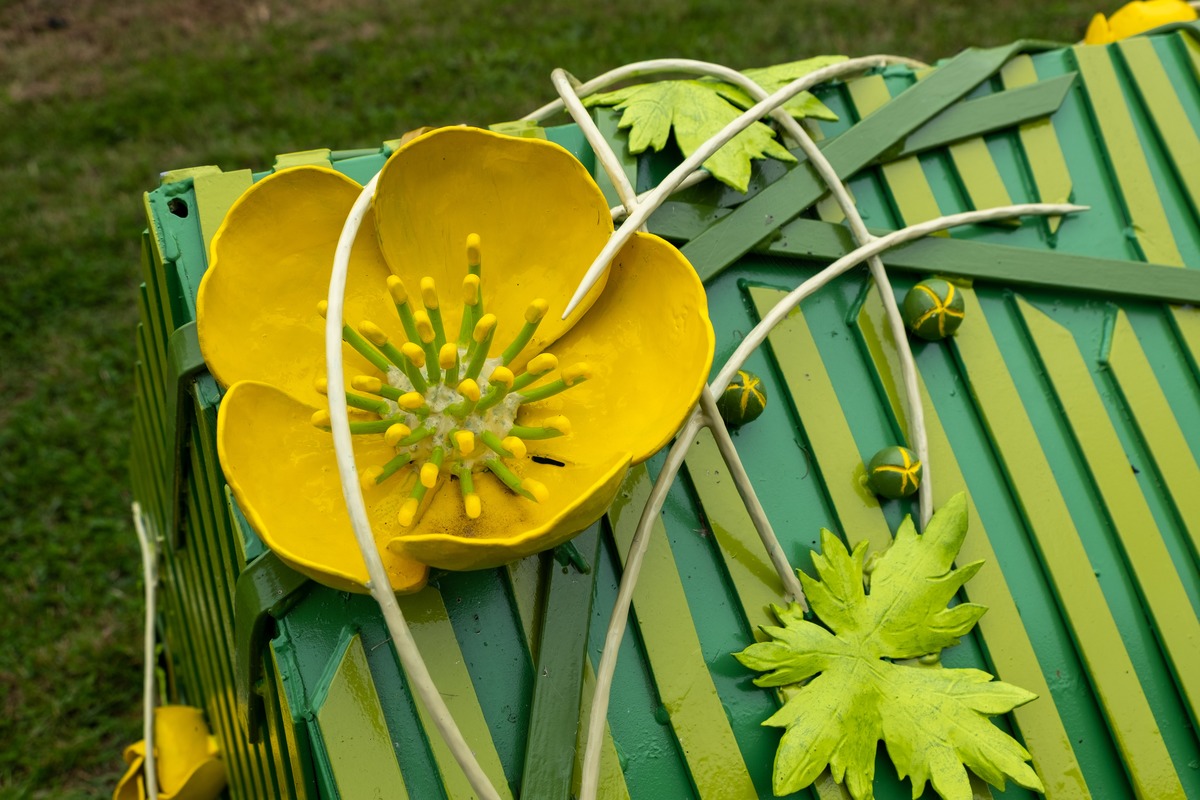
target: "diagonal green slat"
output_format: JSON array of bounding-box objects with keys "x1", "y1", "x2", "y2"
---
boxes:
[
  {"x1": 1168, "y1": 305, "x2": 1200, "y2": 383},
  {"x1": 572, "y1": 661, "x2": 633, "y2": 800},
  {"x1": 1016, "y1": 297, "x2": 1200, "y2": 730},
  {"x1": 855, "y1": 286, "x2": 1089, "y2": 799},
  {"x1": 398, "y1": 587, "x2": 514, "y2": 800},
  {"x1": 1072, "y1": 44, "x2": 1184, "y2": 267},
  {"x1": 314, "y1": 632, "x2": 410, "y2": 799},
  {"x1": 1000, "y1": 55, "x2": 1073, "y2": 233},
  {"x1": 608, "y1": 465, "x2": 759, "y2": 799},
  {"x1": 681, "y1": 43, "x2": 1035, "y2": 280},
  {"x1": 952, "y1": 286, "x2": 1185, "y2": 800},
  {"x1": 847, "y1": 75, "x2": 943, "y2": 226},
  {"x1": 1182, "y1": 30, "x2": 1200, "y2": 80},
  {"x1": 947, "y1": 136, "x2": 1016, "y2": 220},
  {"x1": 1103, "y1": 309, "x2": 1200, "y2": 568}
]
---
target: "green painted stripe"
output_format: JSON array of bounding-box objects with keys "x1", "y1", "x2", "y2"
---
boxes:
[
  {"x1": 1017, "y1": 297, "x2": 1200, "y2": 729},
  {"x1": 268, "y1": 645, "x2": 313, "y2": 799},
  {"x1": 314, "y1": 632, "x2": 410, "y2": 799},
  {"x1": 1168, "y1": 305, "x2": 1200, "y2": 383},
  {"x1": 680, "y1": 43, "x2": 1034, "y2": 278},
  {"x1": 1103, "y1": 309, "x2": 1200, "y2": 570},
  {"x1": 649, "y1": 209, "x2": 1200, "y2": 304},
  {"x1": 504, "y1": 555, "x2": 543, "y2": 659},
  {"x1": 1072, "y1": 44, "x2": 1184, "y2": 267},
  {"x1": 573, "y1": 661, "x2": 633, "y2": 800},
  {"x1": 847, "y1": 75, "x2": 943, "y2": 226},
  {"x1": 952, "y1": 286, "x2": 1185, "y2": 799},
  {"x1": 947, "y1": 136, "x2": 1016, "y2": 222},
  {"x1": 273, "y1": 148, "x2": 334, "y2": 171},
  {"x1": 608, "y1": 465, "x2": 759, "y2": 799},
  {"x1": 855, "y1": 287, "x2": 1090, "y2": 798},
  {"x1": 192, "y1": 168, "x2": 253, "y2": 260},
  {"x1": 749, "y1": 286, "x2": 893, "y2": 554},
  {"x1": 1000, "y1": 55, "x2": 1073, "y2": 233},
  {"x1": 1182, "y1": 30, "x2": 1200, "y2": 80},
  {"x1": 398, "y1": 587, "x2": 514, "y2": 800},
  {"x1": 1118, "y1": 38, "x2": 1200, "y2": 222}
]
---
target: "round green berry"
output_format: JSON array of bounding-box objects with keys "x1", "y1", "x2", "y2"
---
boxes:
[
  {"x1": 903, "y1": 278, "x2": 965, "y2": 341},
  {"x1": 716, "y1": 370, "x2": 767, "y2": 427},
  {"x1": 866, "y1": 446, "x2": 922, "y2": 499}
]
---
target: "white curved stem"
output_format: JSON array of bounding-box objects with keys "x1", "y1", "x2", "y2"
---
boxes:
[
  {"x1": 325, "y1": 176, "x2": 503, "y2": 800},
  {"x1": 133, "y1": 502, "x2": 159, "y2": 800},
  {"x1": 610, "y1": 170, "x2": 710, "y2": 221}
]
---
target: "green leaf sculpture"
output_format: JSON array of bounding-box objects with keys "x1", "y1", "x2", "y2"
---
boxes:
[
  {"x1": 583, "y1": 56, "x2": 845, "y2": 192},
  {"x1": 734, "y1": 493, "x2": 1045, "y2": 800}
]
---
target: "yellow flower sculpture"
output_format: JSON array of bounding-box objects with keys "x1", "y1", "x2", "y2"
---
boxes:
[
  {"x1": 197, "y1": 127, "x2": 714, "y2": 593},
  {"x1": 1084, "y1": 0, "x2": 1196, "y2": 44}
]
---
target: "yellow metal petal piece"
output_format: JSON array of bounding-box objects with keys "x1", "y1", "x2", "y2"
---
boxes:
[
  {"x1": 198, "y1": 167, "x2": 403, "y2": 407},
  {"x1": 217, "y1": 380, "x2": 429, "y2": 593},
  {"x1": 1084, "y1": 0, "x2": 1197, "y2": 43},
  {"x1": 373, "y1": 127, "x2": 615, "y2": 369},
  {"x1": 113, "y1": 706, "x2": 227, "y2": 800},
  {"x1": 520, "y1": 232, "x2": 714, "y2": 465}
]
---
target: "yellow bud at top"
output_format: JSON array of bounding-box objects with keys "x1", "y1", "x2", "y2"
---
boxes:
[
  {"x1": 400, "y1": 342, "x2": 426, "y2": 368},
  {"x1": 359, "y1": 321, "x2": 389, "y2": 347},
  {"x1": 488, "y1": 366, "x2": 515, "y2": 388},
  {"x1": 457, "y1": 379, "x2": 481, "y2": 403},
  {"x1": 473, "y1": 313, "x2": 497, "y2": 343},
  {"x1": 385, "y1": 423, "x2": 412, "y2": 447},
  {"x1": 545, "y1": 415, "x2": 571, "y2": 435},
  {"x1": 522, "y1": 478, "x2": 549, "y2": 504},
  {"x1": 439, "y1": 343, "x2": 458, "y2": 370},
  {"x1": 525, "y1": 298, "x2": 549, "y2": 324},
  {"x1": 420, "y1": 277, "x2": 439, "y2": 309},
  {"x1": 563, "y1": 362, "x2": 592, "y2": 385},
  {"x1": 466, "y1": 233, "x2": 482, "y2": 265},
  {"x1": 501, "y1": 436, "x2": 527, "y2": 459},
  {"x1": 462, "y1": 274, "x2": 481, "y2": 306},
  {"x1": 352, "y1": 375, "x2": 383, "y2": 393},
  {"x1": 414, "y1": 310, "x2": 436, "y2": 343},
  {"x1": 386, "y1": 275, "x2": 408, "y2": 305},
  {"x1": 311, "y1": 410, "x2": 331, "y2": 428},
  {"x1": 464, "y1": 493, "x2": 482, "y2": 520},
  {"x1": 399, "y1": 392, "x2": 426, "y2": 410},
  {"x1": 453, "y1": 430, "x2": 476, "y2": 454},
  {"x1": 420, "y1": 461, "x2": 440, "y2": 489},
  {"x1": 313, "y1": 376, "x2": 329, "y2": 395},
  {"x1": 525, "y1": 353, "x2": 558, "y2": 376},
  {"x1": 316, "y1": 300, "x2": 329, "y2": 318}
]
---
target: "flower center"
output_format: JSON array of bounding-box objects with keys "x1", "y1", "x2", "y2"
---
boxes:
[{"x1": 313, "y1": 232, "x2": 590, "y2": 527}]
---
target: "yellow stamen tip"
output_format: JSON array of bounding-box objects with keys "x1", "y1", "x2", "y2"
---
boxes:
[
  {"x1": 311, "y1": 410, "x2": 331, "y2": 429},
  {"x1": 420, "y1": 461, "x2": 439, "y2": 489},
  {"x1": 316, "y1": 300, "x2": 329, "y2": 318},
  {"x1": 462, "y1": 274, "x2": 481, "y2": 305},
  {"x1": 352, "y1": 375, "x2": 383, "y2": 393},
  {"x1": 502, "y1": 436, "x2": 527, "y2": 459},
  {"x1": 400, "y1": 342, "x2": 426, "y2": 368},
  {"x1": 563, "y1": 362, "x2": 592, "y2": 385},
  {"x1": 526, "y1": 353, "x2": 558, "y2": 375},
  {"x1": 399, "y1": 392, "x2": 426, "y2": 410},
  {"x1": 489, "y1": 366, "x2": 514, "y2": 388},
  {"x1": 385, "y1": 423, "x2": 412, "y2": 447},
  {"x1": 522, "y1": 479, "x2": 549, "y2": 504},
  {"x1": 466, "y1": 233, "x2": 481, "y2": 264},
  {"x1": 361, "y1": 467, "x2": 384, "y2": 490},
  {"x1": 464, "y1": 493, "x2": 481, "y2": 519},
  {"x1": 386, "y1": 275, "x2": 408, "y2": 305},
  {"x1": 525, "y1": 299, "x2": 549, "y2": 323},
  {"x1": 546, "y1": 415, "x2": 571, "y2": 435},
  {"x1": 314, "y1": 376, "x2": 329, "y2": 395},
  {"x1": 453, "y1": 430, "x2": 476, "y2": 454},
  {"x1": 420, "y1": 277, "x2": 439, "y2": 309},
  {"x1": 414, "y1": 310, "x2": 436, "y2": 343},
  {"x1": 398, "y1": 498, "x2": 419, "y2": 527},
  {"x1": 439, "y1": 343, "x2": 458, "y2": 370},
  {"x1": 473, "y1": 313, "x2": 497, "y2": 343},
  {"x1": 359, "y1": 321, "x2": 388, "y2": 346},
  {"x1": 457, "y1": 379, "x2": 481, "y2": 402}
]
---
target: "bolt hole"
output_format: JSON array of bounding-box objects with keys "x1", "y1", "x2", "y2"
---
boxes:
[
  {"x1": 531, "y1": 455, "x2": 564, "y2": 467},
  {"x1": 167, "y1": 198, "x2": 189, "y2": 218}
]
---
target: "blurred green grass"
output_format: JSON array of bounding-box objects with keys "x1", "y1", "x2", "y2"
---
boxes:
[{"x1": 0, "y1": 0, "x2": 1103, "y2": 796}]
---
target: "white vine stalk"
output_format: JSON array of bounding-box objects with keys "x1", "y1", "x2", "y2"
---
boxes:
[{"x1": 133, "y1": 502, "x2": 159, "y2": 800}]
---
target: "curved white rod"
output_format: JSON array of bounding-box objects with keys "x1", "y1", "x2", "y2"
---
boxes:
[
  {"x1": 133, "y1": 502, "x2": 159, "y2": 800},
  {"x1": 325, "y1": 176, "x2": 504, "y2": 800},
  {"x1": 610, "y1": 170, "x2": 710, "y2": 220},
  {"x1": 560, "y1": 55, "x2": 926, "y2": 319},
  {"x1": 578, "y1": 200, "x2": 1084, "y2": 800},
  {"x1": 551, "y1": 68, "x2": 641, "y2": 215}
]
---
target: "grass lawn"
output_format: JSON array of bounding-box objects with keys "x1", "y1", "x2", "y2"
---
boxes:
[{"x1": 0, "y1": 1, "x2": 1104, "y2": 796}]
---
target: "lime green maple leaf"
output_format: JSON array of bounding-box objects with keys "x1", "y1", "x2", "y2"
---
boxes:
[
  {"x1": 734, "y1": 493, "x2": 1044, "y2": 800},
  {"x1": 718, "y1": 56, "x2": 847, "y2": 121}
]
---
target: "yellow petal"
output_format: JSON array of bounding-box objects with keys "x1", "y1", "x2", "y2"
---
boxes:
[
  {"x1": 518, "y1": 231, "x2": 714, "y2": 465},
  {"x1": 373, "y1": 127, "x2": 614, "y2": 369},
  {"x1": 387, "y1": 452, "x2": 631, "y2": 571},
  {"x1": 217, "y1": 380, "x2": 428, "y2": 593},
  {"x1": 198, "y1": 167, "x2": 404, "y2": 407},
  {"x1": 1106, "y1": 0, "x2": 1196, "y2": 42}
]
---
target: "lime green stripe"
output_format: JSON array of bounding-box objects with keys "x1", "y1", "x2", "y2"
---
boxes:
[
  {"x1": 1000, "y1": 55, "x2": 1073, "y2": 234},
  {"x1": 1181, "y1": 30, "x2": 1200, "y2": 81},
  {"x1": 1168, "y1": 305, "x2": 1200, "y2": 383},
  {"x1": 398, "y1": 587, "x2": 514, "y2": 800},
  {"x1": 847, "y1": 75, "x2": 943, "y2": 227},
  {"x1": 192, "y1": 168, "x2": 253, "y2": 259},
  {"x1": 1103, "y1": 309, "x2": 1200, "y2": 569},
  {"x1": 749, "y1": 286, "x2": 892, "y2": 554},
  {"x1": 608, "y1": 465, "x2": 759, "y2": 799},
  {"x1": 947, "y1": 137, "x2": 1017, "y2": 222},
  {"x1": 855, "y1": 286, "x2": 1089, "y2": 798},
  {"x1": 1119, "y1": 38, "x2": 1200, "y2": 219},
  {"x1": 1072, "y1": 44, "x2": 1184, "y2": 267},
  {"x1": 953, "y1": 286, "x2": 1185, "y2": 799},
  {"x1": 572, "y1": 660, "x2": 633, "y2": 800},
  {"x1": 273, "y1": 148, "x2": 334, "y2": 170},
  {"x1": 315, "y1": 633, "x2": 410, "y2": 799},
  {"x1": 1018, "y1": 297, "x2": 1200, "y2": 728}
]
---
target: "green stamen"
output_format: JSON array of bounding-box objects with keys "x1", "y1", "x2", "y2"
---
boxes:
[
  {"x1": 413, "y1": 310, "x2": 442, "y2": 384},
  {"x1": 398, "y1": 479, "x2": 430, "y2": 526},
  {"x1": 420, "y1": 446, "x2": 445, "y2": 489},
  {"x1": 516, "y1": 362, "x2": 591, "y2": 404},
  {"x1": 501, "y1": 299, "x2": 549, "y2": 365},
  {"x1": 481, "y1": 430, "x2": 525, "y2": 459},
  {"x1": 458, "y1": 274, "x2": 481, "y2": 347},
  {"x1": 477, "y1": 366, "x2": 514, "y2": 412},
  {"x1": 358, "y1": 320, "x2": 412, "y2": 372},
  {"x1": 509, "y1": 416, "x2": 569, "y2": 440},
  {"x1": 374, "y1": 451, "x2": 413, "y2": 484},
  {"x1": 351, "y1": 375, "x2": 405, "y2": 403},
  {"x1": 464, "y1": 314, "x2": 497, "y2": 380},
  {"x1": 346, "y1": 391, "x2": 391, "y2": 416},
  {"x1": 440, "y1": 343, "x2": 460, "y2": 387},
  {"x1": 399, "y1": 426, "x2": 436, "y2": 447},
  {"x1": 454, "y1": 464, "x2": 481, "y2": 519},
  {"x1": 398, "y1": 343, "x2": 430, "y2": 393},
  {"x1": 511, "y1": 353, "x2": 558, "y2": 391},
  {"x1": 387, "y1": 276, "x2": 421, "y2": 343},
  {"x1": 420, "y1": 277, "x2": 448, "y2": 352},
  {"x1": 312, "y1": 410, "x2": 401, "y2": 435},
  {"x1": 445, "y1": 379, "x2": 481, "y2": 419},
  {"x1": 484, "y1": 457, "x2": 534, "y2": 501}
]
